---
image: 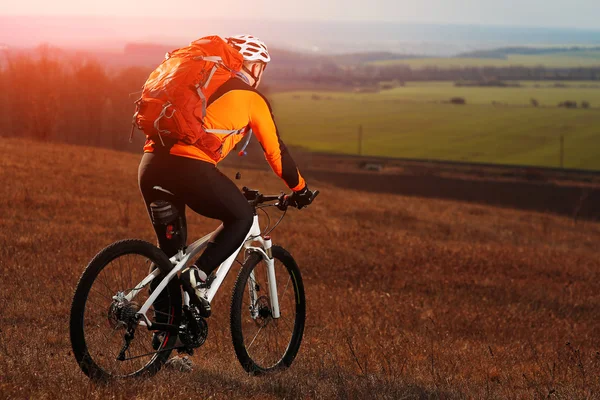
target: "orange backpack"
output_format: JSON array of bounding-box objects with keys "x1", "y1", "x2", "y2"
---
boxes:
[{"x1": 132, "y1": 36, "x2": 244, "y2": 160}]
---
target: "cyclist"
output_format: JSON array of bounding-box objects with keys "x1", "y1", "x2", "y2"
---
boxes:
[{"x1": 138, "y1": 35, "x2": 315, "y2": 317}]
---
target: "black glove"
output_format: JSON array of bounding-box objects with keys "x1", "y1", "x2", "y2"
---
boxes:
[{"x1": 288, "y1": 186, "x2": 314, "y2": 210}]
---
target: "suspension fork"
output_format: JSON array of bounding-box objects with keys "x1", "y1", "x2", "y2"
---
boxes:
[
  {"x1": 246, "y1": 236, "x2": 280, "y2": 319},
  {"x1": 264, "y1": 237, "x2": 280, "y2": 319}
]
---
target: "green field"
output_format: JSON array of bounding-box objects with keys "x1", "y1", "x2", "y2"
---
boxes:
[
  {"x1": 374, "y1": 81, "x2": 600, "y2": 107},
  {"x1": 370, "y1": 51, "x2": 600, "y2": 69},
  {"x1": 271, "y1": 83, "x2": 600, "y2": 170}
]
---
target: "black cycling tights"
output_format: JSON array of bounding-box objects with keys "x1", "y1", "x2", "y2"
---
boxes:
[{"x1": 138, "y1": 152, "x2": 253, "y2": 276}]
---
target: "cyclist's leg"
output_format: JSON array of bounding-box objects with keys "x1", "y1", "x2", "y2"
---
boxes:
[{"x1": 177, "y1": 162, "x2": 253, "y2": 276}]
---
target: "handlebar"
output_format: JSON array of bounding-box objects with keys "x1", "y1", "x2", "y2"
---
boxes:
[{"x1": 242, "y1": 186, "x2": 319, "y2": 211}]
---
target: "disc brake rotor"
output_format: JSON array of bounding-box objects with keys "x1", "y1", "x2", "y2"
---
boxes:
[{"x1": 253, "y1": 296, "x2": 272, "y2": 328}]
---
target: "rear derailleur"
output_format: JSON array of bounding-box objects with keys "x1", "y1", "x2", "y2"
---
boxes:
[{"x1": 108, "y1": 295, "x2": 141, "y2": 361}]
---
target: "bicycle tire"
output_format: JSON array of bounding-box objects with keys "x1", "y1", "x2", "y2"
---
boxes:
[
  {"x1": 69, "y1": 239, "x2": 182, "y2": 380},
  {"x1": 230, "y1": 245, "x2": 306, "y2": 375}
]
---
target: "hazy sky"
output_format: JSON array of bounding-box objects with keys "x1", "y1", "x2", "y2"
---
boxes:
[{"x1": 2, "y1": 0, "x2": 600, "y2": 30}]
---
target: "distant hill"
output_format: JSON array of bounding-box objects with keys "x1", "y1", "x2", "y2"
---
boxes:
[
  {"x1": 458, "y1": 46, "x2": 600, "y2": 59},
  {"x1": 368, "y1": 45, "x2": 600, "y2": 69},
  {"x1": 329, "y1": 52, "x2": 425, "y2": 65}
]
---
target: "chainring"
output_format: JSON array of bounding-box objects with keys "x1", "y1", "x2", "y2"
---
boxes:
[{"x1": 178, "y1": 306, "x2": 209, "y2": 352}]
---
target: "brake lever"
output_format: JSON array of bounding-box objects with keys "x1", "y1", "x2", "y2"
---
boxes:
[{"x1": 276, "y1": 193, "x2": 288, "y2": 211}]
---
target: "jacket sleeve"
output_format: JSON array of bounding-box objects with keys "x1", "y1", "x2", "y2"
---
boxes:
[{"x1": 248, "y1": 93, "x2": 306, "y2": 192}]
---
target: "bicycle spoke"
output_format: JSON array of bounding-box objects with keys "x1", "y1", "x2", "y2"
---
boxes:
[
  {"x1": 116, "y1": 256, "x2": 125, "y2": 295},
  {"x1": 86, "y1": 323, "x2": 124, "y2": 366},
  {"x1": 269, "y1": 321, "x2": 279, "y2": 356},
  {"x1": 279, "y1": 275, "x2": 291, "y2": 301},
  {"x1": 128, "y1": 255, "x2": 135, "y2": 292},
  {"x1": 96, "y1": 275, "x2": 117, "y2": 298},
  {"x1": 129, "y1": 332, "x2": 154, "y2": 365},
  {"x1": 278, "y1": 314, "x2": 294, "y2": 333},
  {"x1": 89, "y1": 286, "x2": 114, "y2": 302},
  {"x1": 247, "y1": 325, "x2": 264, "y2": 350},
  {"x1": 84, "y1": 299, "x2": 111, "y2": 317}
]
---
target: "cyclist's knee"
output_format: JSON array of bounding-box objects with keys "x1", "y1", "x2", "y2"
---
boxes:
[
  {"x1": 226, "y1": 206, "x2": 253, "y2": 240},
  {"x1": 228, "y1": 198, "x2": 253, "y2": 226},
  {"x1": 239, "y1": 206, "x2": 254, "y2": 233}
]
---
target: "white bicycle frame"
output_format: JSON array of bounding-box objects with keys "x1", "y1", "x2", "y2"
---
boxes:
[{"x1": 124, "y1": 214, "x2": 280, "y2": 330}]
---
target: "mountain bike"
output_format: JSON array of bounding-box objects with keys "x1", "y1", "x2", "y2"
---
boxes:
[{"x1": 69, "y1": 186, "x2": 319, "y2": 380}]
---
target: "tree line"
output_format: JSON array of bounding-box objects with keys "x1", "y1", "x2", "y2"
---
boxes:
[
  {"x1": 267, "y1": 63, "x2": 600, "y2": 86},
  {"x1": 0, "y1": 49, "x2": 150, "y2": 151}
]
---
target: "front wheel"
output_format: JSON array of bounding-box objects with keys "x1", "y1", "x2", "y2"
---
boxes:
[{"x1": 230, "y1": 245, "x2": 306, "y2": 375}]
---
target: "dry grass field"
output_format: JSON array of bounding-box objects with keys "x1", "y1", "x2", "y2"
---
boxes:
[{"x1": 1, "y1": 137, "x2": 600, "y2": 399}]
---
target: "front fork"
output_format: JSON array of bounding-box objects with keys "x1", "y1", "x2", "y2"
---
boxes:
[{"x1": 247, "y1": 236, "x2": 280, "y2": 319}]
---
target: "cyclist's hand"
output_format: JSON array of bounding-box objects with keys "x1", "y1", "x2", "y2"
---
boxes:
[{"x1": 288, "y1": 186, "x2": 315, "y2": 210}]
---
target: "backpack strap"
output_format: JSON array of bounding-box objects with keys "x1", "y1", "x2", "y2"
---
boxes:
[
  {"x1": 195, "y1": 88, "x2": 208, "y2": 120},
  {"x1": 193, "y1": 55, "x2": 233, "y2": 121},
  {"x1": 204, "y1": 127, "x2": 246, "y2": 135},
  {"x1": 203, "y1": 127, "x2": 248, "y2": 158},
  {"x1": 153, "y1": 102, "x2": 176, "y2": 146},
  {"x1": 130, "y1": 97, "x2": 142, "y2": 143}
]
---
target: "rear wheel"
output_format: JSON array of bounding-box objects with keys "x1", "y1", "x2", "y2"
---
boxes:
[
  {"x1": 230, "y1": 246, "x2": 306, "y2": 375},
  {"x1": 69, "y1": 239, "x2": 182, "y2": 380}
]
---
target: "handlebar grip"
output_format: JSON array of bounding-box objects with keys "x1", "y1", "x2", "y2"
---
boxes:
[{"x1": 276, "y1": 189, "x2": 319, "y2": 211}]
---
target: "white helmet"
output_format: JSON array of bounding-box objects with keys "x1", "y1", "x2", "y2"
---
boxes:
[{"x1": 227, "y1": 35, "x2": 271, "y2": 63}]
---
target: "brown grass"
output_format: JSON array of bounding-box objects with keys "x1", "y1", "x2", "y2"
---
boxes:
[{"x1": 1, "y1": 137, "x2": 600, "y2": 399}]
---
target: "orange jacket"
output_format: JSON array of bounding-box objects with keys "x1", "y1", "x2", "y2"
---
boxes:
[{"x1": 144, "y1": 77, "x2": 306, "y2": 192}]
